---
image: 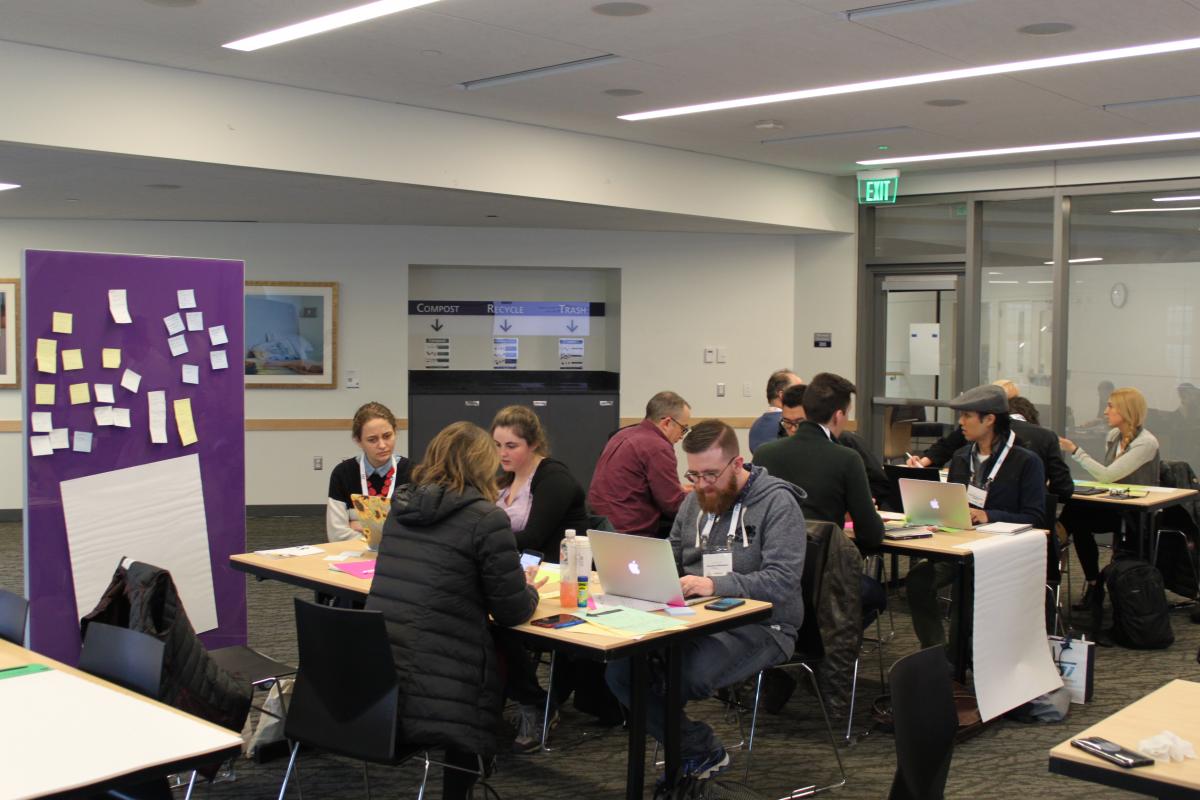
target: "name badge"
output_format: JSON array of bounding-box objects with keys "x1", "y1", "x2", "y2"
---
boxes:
[
  {"x1": 966, "y1": 485, "x2": 988, "y2": 509},
  {"x1": 703, "y1": 551, "x2": 733, "y2": 578}
]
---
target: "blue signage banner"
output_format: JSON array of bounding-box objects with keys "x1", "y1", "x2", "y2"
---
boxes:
[{"x1": 408, "y1": 300, "x2": 605, "y2": 316}]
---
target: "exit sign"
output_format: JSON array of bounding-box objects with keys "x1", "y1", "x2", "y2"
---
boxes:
[{"x1": 856, "y1": 169, "x2": 900, "y2": 205}]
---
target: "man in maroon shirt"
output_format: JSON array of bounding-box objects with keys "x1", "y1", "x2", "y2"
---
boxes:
[{"x1": 588, "y1": 391, "x2": 692, "y2": 537}]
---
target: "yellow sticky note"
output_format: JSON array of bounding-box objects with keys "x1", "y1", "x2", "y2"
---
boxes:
[
  {"x1": 62, "y1": 349, "x2": 84, "y2": 371},
  {"x1": 35, "y1": 384, "x2": 55, "y2": 405},
  {"x1": 69, "y1": 382, "x2": 91, "y2": 405},
  {"x1": 102, "y1": 348, "x2": 121, "y2": 369},
  {"x1": 36, "y1": 339, "x2": 57, "y2": 374},
  {"x1": 174, "y1": 398, "x2": 198, "y2": 446},
  {"x1": 52, "y1": 312, "x2": 73, "y2": 334}
]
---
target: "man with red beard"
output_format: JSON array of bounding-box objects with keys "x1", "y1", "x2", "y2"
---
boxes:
[{"x1": 605, "y1": 419, "x2": 806, "y2": 785}]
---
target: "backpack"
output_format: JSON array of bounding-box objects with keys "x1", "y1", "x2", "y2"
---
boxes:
[{"x1": 1094, "y1": 557, "x2": 1174, "y2": 649}]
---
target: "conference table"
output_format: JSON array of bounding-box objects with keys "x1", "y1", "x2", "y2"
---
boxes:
[
  {"x1": 0, "y1": 639, "x2": 243, "y2": 799},
  {"x1": 1049, "y1": 679, "x2": 1200, "y2": 799},
  {"x1": 1068, "y1": 481, "x2": 1198, "y2": 562},
  {"x1": 231, "y1": 540, "x2": 773, "y2": 799}
]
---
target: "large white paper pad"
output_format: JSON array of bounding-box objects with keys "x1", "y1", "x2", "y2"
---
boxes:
[
  {"x1": 148, "y1": 390, "x2": 168, "y2": 444},
  {"x1": 208, "y1": 325, "x2": 228, "y2": 346},
  {"x1": 60, "y1": 454, "x2": 218, "y2": 632},
  {"x1": 0, "y1": 669, "x2": 241, "y2": 799},
  {"x1": 108, "y1": 289, "x2": 132, "y2": 324},
  {"x1": 970, "y1": 533, "x2": 1063, "y2": 721}
]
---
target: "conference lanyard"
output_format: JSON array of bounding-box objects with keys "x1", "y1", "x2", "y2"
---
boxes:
[
  {"x1": 698, "y1": 502, "x2": 744, "y2": 550},
  {"x1": 966, "y1": 431, "x2": 1015, "y2": 507},
  {"x1": 698, "y1": 503, "x2": 742, "y2": 578},
  {"x1": 358, "y1": 454, "x2": 400, "y2": 501}
]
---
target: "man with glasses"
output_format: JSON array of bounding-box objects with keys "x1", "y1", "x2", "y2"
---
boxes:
[
  {"x1": 606, "y1": 419, "x2": 806, "y2": 783},
  {"x1": 588, "y1": 390, "x2": 693, "y2": 537},
  {"x1": 749, "y1": 368, "x2": 803, "y2": 454}
]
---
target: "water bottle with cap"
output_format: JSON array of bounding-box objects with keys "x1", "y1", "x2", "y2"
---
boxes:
[{"x1": 559, "y1": 529, "x2": 578, "y2": 608}]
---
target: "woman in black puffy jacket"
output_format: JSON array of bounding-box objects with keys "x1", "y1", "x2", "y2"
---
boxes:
[{"x1": 366, "y1": 421, "x2": 542, "y2": 799}]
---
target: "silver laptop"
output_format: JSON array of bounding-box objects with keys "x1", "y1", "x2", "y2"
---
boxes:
[
  {"x1": 898, "y1": 478, "x2": 974, "y2": 530},
  {"x1": 587, "y1": 529, "x2": 685, "y2": 610}
]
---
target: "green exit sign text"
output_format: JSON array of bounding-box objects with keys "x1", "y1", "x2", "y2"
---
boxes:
[{"x1": 856, "y1": 169, "x2": 900, "y2": 205}]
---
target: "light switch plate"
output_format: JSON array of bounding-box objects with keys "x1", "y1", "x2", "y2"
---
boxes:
[
  {"x1": 345, "y1": 370, "x2": 360, "y2": 389},
  {"x1": 703, "y1": 347, "x2": 716, "y2": 364},
  {"x1": 743, "y1": 382, "x2": 753, "y2": 397},
  {"x1": 716, "y1": 346, "x2": 728, "y2": 364},
  {"x1": 716, "y1": 382, "x2": 726, "y2": 397}
]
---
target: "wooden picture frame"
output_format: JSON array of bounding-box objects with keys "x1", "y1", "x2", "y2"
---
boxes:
[
  {"x1": 244, "y1": 281, "x2": 338, "y2": 389},
  {"x1": 0, "y1": 279, "x2": 19, "y2": 388}
]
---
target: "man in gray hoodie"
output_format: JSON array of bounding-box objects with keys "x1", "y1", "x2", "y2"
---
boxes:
[{"x1": 606, "y1": 419, "x2": 806, "y2": 783}]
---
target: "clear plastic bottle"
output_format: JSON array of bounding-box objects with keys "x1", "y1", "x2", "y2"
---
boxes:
[
  {"x1": 575, "y1": 536, "x2": 592, "y2": 608},
  {"x1": 559, "y1": 529, "x2": 578, "y2": 608}
]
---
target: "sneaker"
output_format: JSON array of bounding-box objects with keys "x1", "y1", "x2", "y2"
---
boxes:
[
  {"x1": 512, "y1": 703, "x2": 558, "y2": 754},
  {"x1": 682, "y1": 746, "x2": 730, "y2": 781}
]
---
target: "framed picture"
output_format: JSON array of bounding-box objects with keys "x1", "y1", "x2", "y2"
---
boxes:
[
  {"x1": 244, "y1": 281, "x2": 338, "y2": 389},
  {"x1": 0, "y1": 279, "x2": 19, "y2": 388}
]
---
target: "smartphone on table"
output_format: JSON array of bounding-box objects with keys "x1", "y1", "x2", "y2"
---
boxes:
[
  {"x1": 704, "y1": 598, "x2": 746, "y2": 612},
  {"x1": 1070, "y1": 737, "x2": 1154, "y2": 768},
  {"x1": 520, "y1": 550, "x2": 543, "y2": 570},
  {"x1": 530, "y1": 614, "x2": 585, "y2": 629}
]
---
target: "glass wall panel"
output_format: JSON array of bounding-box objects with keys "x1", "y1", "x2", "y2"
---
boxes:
[
  {"x1": 874, "y1": 203, "x2": 968, "y2": 257},
  {"x1": 980, "y1": 198, "x2": 1055, "y2": 421},
  {"x1": 1066, "y1": 190, "x2": 1200, "y2": 482}
]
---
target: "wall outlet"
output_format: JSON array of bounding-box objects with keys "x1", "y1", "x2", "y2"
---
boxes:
[
  {"x1": 345, "y1": 370, "x2": 360, "y2": 389},
  {"x1": 313, "y1": 456, "x2": 323, "y2": 471},
  {"x1": 742, "y1": 382, "x2": 753, "y2": 397},
  {"x1": 716, "y1": 346, "x2": 728, "y2": 364},
  {"x1": 716, "y1": 382, "x2": 726, "y2": 397},
  {"x1": 703, "y1": 347, "x2": 716, "y2": 364}
]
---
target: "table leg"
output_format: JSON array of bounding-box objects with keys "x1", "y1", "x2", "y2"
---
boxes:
[
  {"x1": 949, "y1": 558, "x2": 973, "y2": 684},
  {"x1": 626, "y1": 654, "x2": 647, "y2": 800},
  {"x1": 663, "y1": 643, "x2": 683, "y2": 789}
]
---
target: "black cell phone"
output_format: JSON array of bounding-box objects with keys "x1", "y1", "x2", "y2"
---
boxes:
[
  {"x1": 704, "y1": 598, "x2": 746, "y2": 612},
  {"x1": 1071, "y1": 737, "x2": 1154, "y2": 768},
  {"x1": 530, "y1": 614, "x2": 584, "y2": 629}
]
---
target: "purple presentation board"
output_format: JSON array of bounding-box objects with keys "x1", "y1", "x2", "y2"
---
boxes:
[{"x1": 23, "y1": 250, "x2": 246, "y2": 662}]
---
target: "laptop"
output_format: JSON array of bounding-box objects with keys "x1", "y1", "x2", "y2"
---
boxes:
[
  {"x1": 897, "y1": 478, "x2": 974, "y2": 530},
  {"x1": 884, "y1": 463, "x2": 941, "y2": 486},
  {"x1": 587, "y1": 529, "x2": 685, "y2": 611}
]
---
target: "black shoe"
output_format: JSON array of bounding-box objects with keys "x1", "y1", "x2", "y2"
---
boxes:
[
  {"x1": 1191, "y1": 607, "x2": 1200, "y2": 625},
  {"x1": 1071, "y1": 584, "x2": 1097, "y2": 612}
]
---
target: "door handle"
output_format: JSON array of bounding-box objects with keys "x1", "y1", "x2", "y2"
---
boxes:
[{"x1": 464, "y1": 400, "x2": 480, "y2": 407}]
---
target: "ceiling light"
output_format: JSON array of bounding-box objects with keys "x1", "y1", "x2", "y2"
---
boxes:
[
  {"x1": 1027, "y1": 280, "x2": 1054, "y2": 284},
  {"x1": 0, "y1": 183, "x2": 20, "y2": 192},
  {"x1": 592, "y1": 2, "x2": 651, "y2": 16},
  {"x1": 925, "y1": 98, "x2": 968, "y2": 107},
  {"x1": 754, "y1": 120, "x2": 785, "y2": 130},
  {"x1": 1153, "y1": 194, "x2": 1200, "y2": 202},
  {"x1": 1019, "y1": 22, "x2": 1075, "y2": 35},
  {"x1": 461, "y1": 54, "x2": 623, "y2": 90},
  {"x1": 620, "y1": 34, "x2": 1200, "y2": 121},
  {"x1": 844, "y1": 0, "x2": 974, "y2": 21},
  {"x1": 1110, "y1": 205, "x2": 1200, "y2": 213},
  {"x1": 987, "y1": 271, "x2": 1003, "y2": 275},
  {"x1": 604, "y1": 88, "x2": 644, "y2": 97},
  {"x1": 989, "y1": 280, "x2": 1019, "y2": 284},
  {"x1": 857, "y1": 129, "x2": 1200, "y2": 165},
  {"x1": 223, "y1": 0, "x2": 441, "y2": 52},
  {"x1": 1040, "y1": 326, "x2": 1048, "y2": 332},
  {"x1": 1042, "y1": 257, "x2": 1103, "y2": 264},
  {"x1": 420, "y1": 49, "x2": 442, "y2": 57}
]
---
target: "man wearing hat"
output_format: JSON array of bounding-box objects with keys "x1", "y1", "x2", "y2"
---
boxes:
[{"x1": 908, "y1": 383, "x2": 1047, "y2": 649}]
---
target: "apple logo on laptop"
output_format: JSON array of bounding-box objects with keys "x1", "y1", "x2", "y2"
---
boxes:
[
  {"x1": 930, "y1": 499, "x2": 940, "y2": 510},
  {"x1": 627, "y1": 560, "x2": 641, "y2": 575}
]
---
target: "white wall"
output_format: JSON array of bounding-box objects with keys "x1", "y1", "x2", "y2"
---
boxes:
[
  {"x1": 792, "y1": 232, "x2": 858, "y2": 388},
  {"x1": 0, "y1": 220, "x2": 807, "y2": 508}
]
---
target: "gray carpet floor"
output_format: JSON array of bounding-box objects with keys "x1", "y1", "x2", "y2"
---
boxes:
[{"x1": 2, "y1": 518, "x2": 1198, "y2": 799}]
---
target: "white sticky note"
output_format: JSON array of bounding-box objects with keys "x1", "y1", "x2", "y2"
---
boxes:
[
  {"x1": 94, "y1": 384, "x2": 115, "y2": 404},
  {"x1": 208, "y1": 325, "x2": 228, "y2": 346},
  {"x1": 168, "y1": 335, "x2": 188, "y2": 357},
  {"x1": 30, "y1": 436, "x2": 52, "y2": 457},
  {"x1": 94, "y1": 406, "x2": 114, "y2": 427},
  {"x1": 49, "y1": 428, "x2": 69, "y2": 450},
  {"x1": 73, "y1": 431, "x2": 94, "y2": 453},
  {"x1": 31, "y1": 412, "x2": 53, "y2": 433},
  {"x1": 177, "y1": 289, "x2": 197, "y2": 309},
  {"x1": 102, "y1": 348, "x2": 121, "y2": 369},
  {"x1": 185, "y1": 311, "x2": 203, "y2": 332},
  {"x1": 209, "y1": 350, "x2": 228, "y2": 370},
  {"x1": 148, "y1": 391, "x2": 168, "y2": 444},
  {"x1": 112, "y1": 408, "x2": 132, "y2": 428},
  {"x1": 52, "y1": 311, "x2": 73, "y2": 334},
  {"x1": 163, "y1": 313, "x2": 185, "y2": 336},
  {"x1": 34, "y1": 384, "x2": 55, "y2": 406},
  {"x1": 182, "y1": 364, "x2": 199, "y2": 385},
  {"x1": 121, "y1": 369, "x2": 142, "y2": 394},
  {"x1": 109, "y1": 289, "x2": 132, "y2": 324}
]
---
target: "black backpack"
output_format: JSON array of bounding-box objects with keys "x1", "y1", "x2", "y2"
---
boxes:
[{"x1": 1094, "y1": 557, "x2": 1174, "y2": 649}]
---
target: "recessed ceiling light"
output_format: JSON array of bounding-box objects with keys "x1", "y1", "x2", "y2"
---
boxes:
[
  {"x1": 146, "y1": 183, "x2": 182, "y2": 190},
  {"x1": 223, "y1": 0, "x2": 442, "y2": 52},
  {"x1": 461, "y1": 54, "x2": 622, "y2": 90},
  {"x1": 65, "y1": 198, "x2": 81, "y2": 203},
  {"x1": 1110, "y1": 205, "x2": 1200, "y2": 213},
  {"x1": 754, "y1": 120, "x2": 785, "y2": 130},
  {"x1": 620, "y1": 33, "x2": 1200, "y2": 121},
  {"x1": 592, "y1": 2, "x2": 651, "y2": 16},
  {"x1": 925, "y1": 98, "x2": 967, "y2": 107},
  {"x1": 1152, "y1": 194, "x2": 1200, "y2": 202},
  {"x1": 857, "y1": 129, "x2": 1200, "y2": 165},
  {"x1": 1042, "y1": 257, "x2": 1103, "y2": 264},
  {"x1": 1019, "y1": 22, "x2": 1075, "y2": 35},
  {"x1": 0, "y1": 183, "x2": 20, "y2": 192},
  {"x1": 420, "y1": 49, "x2": 442, "y2": 57},
  {"x1": 604, "y1": 88, "x2": 644, "y2": 97}
]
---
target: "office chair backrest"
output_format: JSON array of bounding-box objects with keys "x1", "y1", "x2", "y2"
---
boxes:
[
  {"x1": 795, "y1": 521, "x2": 835, "y2": 660},
  {"x1": 0, "y1": 588, "x2": 29, "y2": 645},
  {"x1": 286, "y1": 598, "x2": 401, "y2": 763},
  {"x1": 78, "y1": 622, "x2": 165, "y2": 699},
  {"x1": 888, "y1": 645, "x2": 958, "y2": 800}
]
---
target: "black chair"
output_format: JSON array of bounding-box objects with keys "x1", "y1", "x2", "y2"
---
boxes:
[
  {"x1": 0, "y1": 588, "x2": 29, "y2": 644},
  {"x1": 209, "y1": 644, "x2": 297, "y2": 724},
  {"x1": 279, "y1": 598, "x2": 488, "y2": 799},
  {"x1": 79, "y1": 622, "x2": 165, "y2": 699},
  {"x1": 888, "y1": 645, "x2": 958, "y2": 800},
  {"x1": 743, "y1": 521, "x2": 847, "y2": 794}
]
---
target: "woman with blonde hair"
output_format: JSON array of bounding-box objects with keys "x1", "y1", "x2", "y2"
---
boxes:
[
  {"x1": 367, "y1": 421, "x2": 543, "y2": 799},
  {"x1": 1059, "y1": 386, "x2": 1161, "y2": 608}
]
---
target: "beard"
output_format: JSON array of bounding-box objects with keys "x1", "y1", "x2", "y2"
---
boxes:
[{"x1": 697, "y1": 476, "x2": 740, "y2": 516}]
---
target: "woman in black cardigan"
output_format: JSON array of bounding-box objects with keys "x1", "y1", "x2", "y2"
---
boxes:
[{"x1": 366, "y1": 421, "x2": 542, "y2": 799}]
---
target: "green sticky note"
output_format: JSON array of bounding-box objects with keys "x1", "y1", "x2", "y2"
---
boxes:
[{"x1": 0, "y1": 663, "x2": 50, "y2": 681}]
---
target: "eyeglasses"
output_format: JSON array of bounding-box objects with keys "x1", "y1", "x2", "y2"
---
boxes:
[
  {"x1": 780, "y1": 417, "x2": 802, "y2": 433},
  {"x1": 684, "y1": 456, "x2": 738, "y2": 485},
  {"x1": 668, "y1": 417, "x2": 691, "y2": 436}
]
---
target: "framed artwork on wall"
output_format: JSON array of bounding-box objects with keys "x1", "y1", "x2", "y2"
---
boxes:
[
  {"x1": 244, "y1": 281, "x2": 338, "y2": 389},
  {"x1": 0, "y1": 279, "x2": 19, "y2": 388}
]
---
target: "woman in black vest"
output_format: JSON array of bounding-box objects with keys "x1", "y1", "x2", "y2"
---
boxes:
[{"x1": 325, "y1": 402, "x2": 412, "y2": 542}]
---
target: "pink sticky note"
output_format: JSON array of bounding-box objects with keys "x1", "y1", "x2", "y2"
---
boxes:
[
  {"x1": 667, "y1": 595, "x2": 687, "y2": 607},
  {"x1": 331, "y1": 560, "x2": 377, "y2": 580},
  {"x1": 586, "y1": 595, "x2": 598, "y2": 610}
]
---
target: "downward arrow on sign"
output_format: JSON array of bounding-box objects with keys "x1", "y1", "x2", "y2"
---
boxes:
[
  {"x1": 431, "y1": 319, "x2": 444, "y2": 331},
  {"x1": 566, "y1": 320, "x2": 578, "y2": 332},
  {"x1": 499, "y1": 320, "x2": 513, "y2": 332}
]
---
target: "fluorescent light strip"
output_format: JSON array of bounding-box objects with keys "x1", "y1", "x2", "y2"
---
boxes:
[
  {"x1": 1042, "y1": 257, "x2": 1103, "y2": 264},
  {"x1": 460, "y1": 54, "x2": 623, "y2": 91},
  {"x1": 223, "y1": 0, "x2": 440, "y2": 51},
  {"x1": 856, "y1": 130, "x2": 1200, "y2": 166},
  {"x1": 1110, "y1": 205, "x2": 1200, "y2": 213},
  {"x1": 621, "y1": 34, "x2": 1200, "y2": 121},
  {"x1": 1153, "y1": 194, "x2": 1200, "y2": 202},
  {"x1": 845, "y1": 0, "x2": 974, "y2": 21},
  {"x1": 0, "y1": 183, "x2": 19, "y2": 191},
  {"x1": 988, "y1": 280, "x2": 1019, "y2": 284}
]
